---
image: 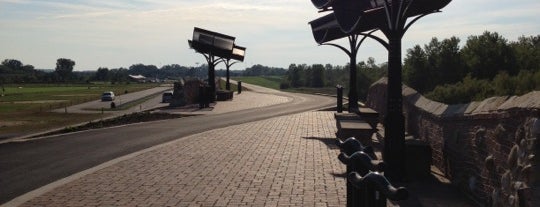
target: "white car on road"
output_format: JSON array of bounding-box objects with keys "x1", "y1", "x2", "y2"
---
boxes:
[{"x1": 101, "y1": 91, "x2": 115, "y2": 101}]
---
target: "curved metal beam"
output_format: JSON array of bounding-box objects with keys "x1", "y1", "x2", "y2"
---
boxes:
[
  {"x1": 214, "y1": 58, "x2": 225, "y2": 66},
  {"x1": 202, "y1": 53, "x2": 211, "y2": 63},
  {"x1": 395, "y1": 0, "x2": 406, "y2": 30},
  {"x1": 227, "y1": 61, "x2": 240, "y2": 68},
  {"x1": 402, "y1": 11, "x2": 438, "y2": 37},
  {"x1": 401, "y1": 0, "x2": 415, "y2": 23},
  {"x1": 348, "y1": 35, "x2": 358, "y2": 55},
  {"x1": 320, "y1": 42, "x2": 351, "y2": 57},
  {"x1": 355, "y1": 29, "x2": 383, "y2": 51},
  {"x1": 383, "y1": 0, "x2": 393, "y2": 30},
  {"x1": 358, "y1": 31, "x2": 390, "y2": 50}
]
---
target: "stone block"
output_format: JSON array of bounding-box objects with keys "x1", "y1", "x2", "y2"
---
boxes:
[{"x1": 336, "y1": 119, "x2": 375, "y2": 146}]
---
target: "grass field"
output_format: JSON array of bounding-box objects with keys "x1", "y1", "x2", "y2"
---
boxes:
[
  {"x1": 0, "y1": 78, "x2": 338, "y2": 139},
  {"x1": 0, "y1": 83, "x2": 160, "y2": 139},
  {"x1": 230, "y1": 76, "x2": 338, "y2": 96},
  {"x1": 231, "y1": 76, "x2": 283, "y2": 90},
  {"x1": 284, "y1": 87, "x2": 338, "y2": 96}
]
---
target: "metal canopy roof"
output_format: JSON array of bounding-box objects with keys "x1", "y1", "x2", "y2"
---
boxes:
[
  {"x1": 189, "y1": 27, "x2": 245, "y2": 61},
  {"x1": 309, "y1": 0, "x2": 452, "y2": 44},
  {"x1": 231, "y1": 45, "x2": 246, "y2": 62},
  {"x1": 189, "y1": 27, "x2": 236, "y2": 58},
  {"x1": 311, "y1": 0, "x2": 335, "y2": 10}
]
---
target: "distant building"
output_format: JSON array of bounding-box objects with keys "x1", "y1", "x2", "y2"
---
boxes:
[{"x1": 128, "y1": 74, "x2": 147, "y2": 83}]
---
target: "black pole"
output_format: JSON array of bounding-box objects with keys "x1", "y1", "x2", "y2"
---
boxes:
[
  {"x1": 226, "y1": 69, "x2": 231, "y2": 90},
  {"x1": 337, "y1": 85, "x2": 343, "y2": 113},
  {"x1": 207, "y1": 56, "x2": 216, "y2": 103},
  {"x1": 382, "y1": 1, "x2": 407, "y2": 181},
  {"x1": 237, "y1": 81, "x2": 242, "y2": 94},
  {"x1": 348, "y1": 36, "x2": 359, "y2": 112},
  {"x1": 199, "y1": 85, "x2": 205, "y2": 109},
  {"x1": 226, "y1": 59, "x2": 231, "y2": 91},
  {"x1": 320, "y1": 34, "x2": 372, "y2": 113}
]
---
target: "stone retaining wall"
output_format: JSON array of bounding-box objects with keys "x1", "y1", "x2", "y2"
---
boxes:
[{"x1": 366, "y1": 78, "x2": 539, "y2": 206}]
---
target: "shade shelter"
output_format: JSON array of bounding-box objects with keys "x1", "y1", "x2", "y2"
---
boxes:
[
  {"x1": 189, "y1": 27, "x2": 236, "y2": 102},
  {"x1": 309, "y1": 14, "x2": 378, "y2": 112},
  {"x1": 309, "y1": 0, "x2": 452, "y2": 181},
  {"x1": 224, "y1": 45, "x2": 246, "y2": 90}
]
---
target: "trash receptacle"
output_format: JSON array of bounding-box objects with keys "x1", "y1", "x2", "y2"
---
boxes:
[
  {"x1": 336, "y1": 84, "x2": 343, "y2": 113},
  {"x1": 406, "y1": 136, "x2": 432, "y2": 180},
  {"x1": 238, "y1": 81, "x2": 242, "y2": 94}
]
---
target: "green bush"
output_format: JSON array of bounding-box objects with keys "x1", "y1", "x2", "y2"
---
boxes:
[
  {"x1": 279, "y1": 82, "x2": 290, "y2": 89},
  {"x1": 426, "y1": 70, "x2": 540, "y2": 104}
]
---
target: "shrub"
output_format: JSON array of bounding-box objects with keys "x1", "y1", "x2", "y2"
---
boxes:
[{"x1": 279, "y1": 82, "x2": 290, "y2": 89}]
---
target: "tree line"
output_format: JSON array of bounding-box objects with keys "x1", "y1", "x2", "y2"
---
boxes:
[
  {"x1": 2, "y1": 31, "x2": 538, "y2": 104},
  {"x1": 281, "y1": 57, "x2": 387, "y2": 101},
  {"x1": 403, "y1": 31, "x2": 540, "y2": 104},
  {"x1": 1, "y1": 60, "x2": 288, "y2": 85},
  {"x1": 0, "y1": 60, "x2": 211, "y2": 84},
  {"x1": 1, "y1": 56, "x2": 383, "y2": 100},
  {"x1": 1, "y1": 58, "x2": 77, "y2": 83}
]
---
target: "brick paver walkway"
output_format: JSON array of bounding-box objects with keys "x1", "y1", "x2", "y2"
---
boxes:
[
  {"x1": 20, "y1": 111, "x2": 346, "y2": 207},
  {"x1": 160, "y1": 90, "x2": 292, "y2": 115},
  {"x1": 210, "y1": 91, "x2": 291, "y2": 114}
]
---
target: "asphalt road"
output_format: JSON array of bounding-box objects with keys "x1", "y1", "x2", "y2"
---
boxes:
[
  {"x1": 51, "y1": 86, "x2": 172, "y2": 114},
  {"x1": 0, "y1": 88, "x2": 335, "y2": 204}
]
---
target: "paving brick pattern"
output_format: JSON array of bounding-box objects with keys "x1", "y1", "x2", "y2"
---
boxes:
[
  {"x1": 21, "y1": 111, "x2": 346, "y2": 207},
  {"x1": 157, "y1": 91, "x2": 292, "y2": 116},
  {"x1": 210, "y1": 91, "x2": 291, "y2": 114}
]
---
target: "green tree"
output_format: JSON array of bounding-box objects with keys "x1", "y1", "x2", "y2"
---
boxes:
[
  {"x1": 461, "y1": 31, "x2": 516, "y2": 79},
  {"x1": 311, "y1": 64, "x2": 325, "y2": 87},
  {"x1": 2, "y1": 59, "x2": 23, "y2": 70},
  {"x1": 437, "y1": 37, "x2": 464, "y2": 84},
  {"x1": 514, "y1": 70, "x2": 539, "y2": 94},
  {"x1": 366, "y1": 57, "x2": 376, "y2": 68},
  {"x1": 403, "y1": 45, "x2": 430, "y2": 92},
  {"x1": 129, "y1": 64, "x2": 159, "y2": 78},
  {"x1": 423, "y1": 37, "x2": 465, "y2": 86},
  {"x1": 324, "y1": 64, "x2": 336, "y2": 86},
  {"x1": 356, "y1": 67, "x2": 371, "y2": 101},
  {"x1": 55, "y1": 58, "x2": 75, "y2": 82},
  {"x1": 492, "y1": 71, "x2": 516, "y2": 96},
  {"x1": 510, "y1": 35, "x2": 540, "y2": 72},
  {"x1": 427, "y1": 75, "x2": 493, "y2": 104},
  {"x1": 356, "y1": 57, "x2": 386, "y2": 100},
  {"x1": 1, "y1": 59, "x2": 42, "y2": 83},
  {"x1": 110, "y1": 68, "x2": 129, "y2": 84},
  {"x1": 287, "y1": 64, "x2": 303, "y2": 88},
  {"x1": 95, "y1": 67, "x2": 109, "y2": 81},
  {"x1": 303, "y1": 65, "x2": 313, "y2": 88}
]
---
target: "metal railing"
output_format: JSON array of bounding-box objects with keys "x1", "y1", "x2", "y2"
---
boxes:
[{"x1": 336, "y1": 137, "x2": 408, "y2": 207}]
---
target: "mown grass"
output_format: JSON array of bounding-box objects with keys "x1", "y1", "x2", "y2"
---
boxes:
[
  {"x1": 284, "y1": 87, "x2": 338, "y2": 96},
  {"x1": 218, "y1": 79, "x2": 238, "y2": 91},
  {"x1": 0, "y1": 112, "x2": 106, "y2": 139},
  {"x1": 231, "y1": 76, "x2": 283, "y2": 90},
  {"x1": 0, "y1": 83, "x2": 159, "y2": 112},
  {"x1": 0, "y1": 83, "x2": 161, "y2": 139},
  {"x1": 228, "y1": 76, "x2": 338, "y2": 96},
  {"x1": 0, "y1": 79, "x2": 337, "y2": 139}
]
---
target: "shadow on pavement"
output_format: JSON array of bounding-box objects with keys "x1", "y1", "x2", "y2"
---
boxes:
[
  {"x1": 394, "y1": 171, "x2": 477, "y2": 207},
  {"x1": 303, "y1": 136, "x2": 339, "y2": 150}
]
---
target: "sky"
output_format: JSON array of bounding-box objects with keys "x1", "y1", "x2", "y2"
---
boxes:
[{"x1": 1, "y1": 0, "x2": 539, "y2": 71}]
